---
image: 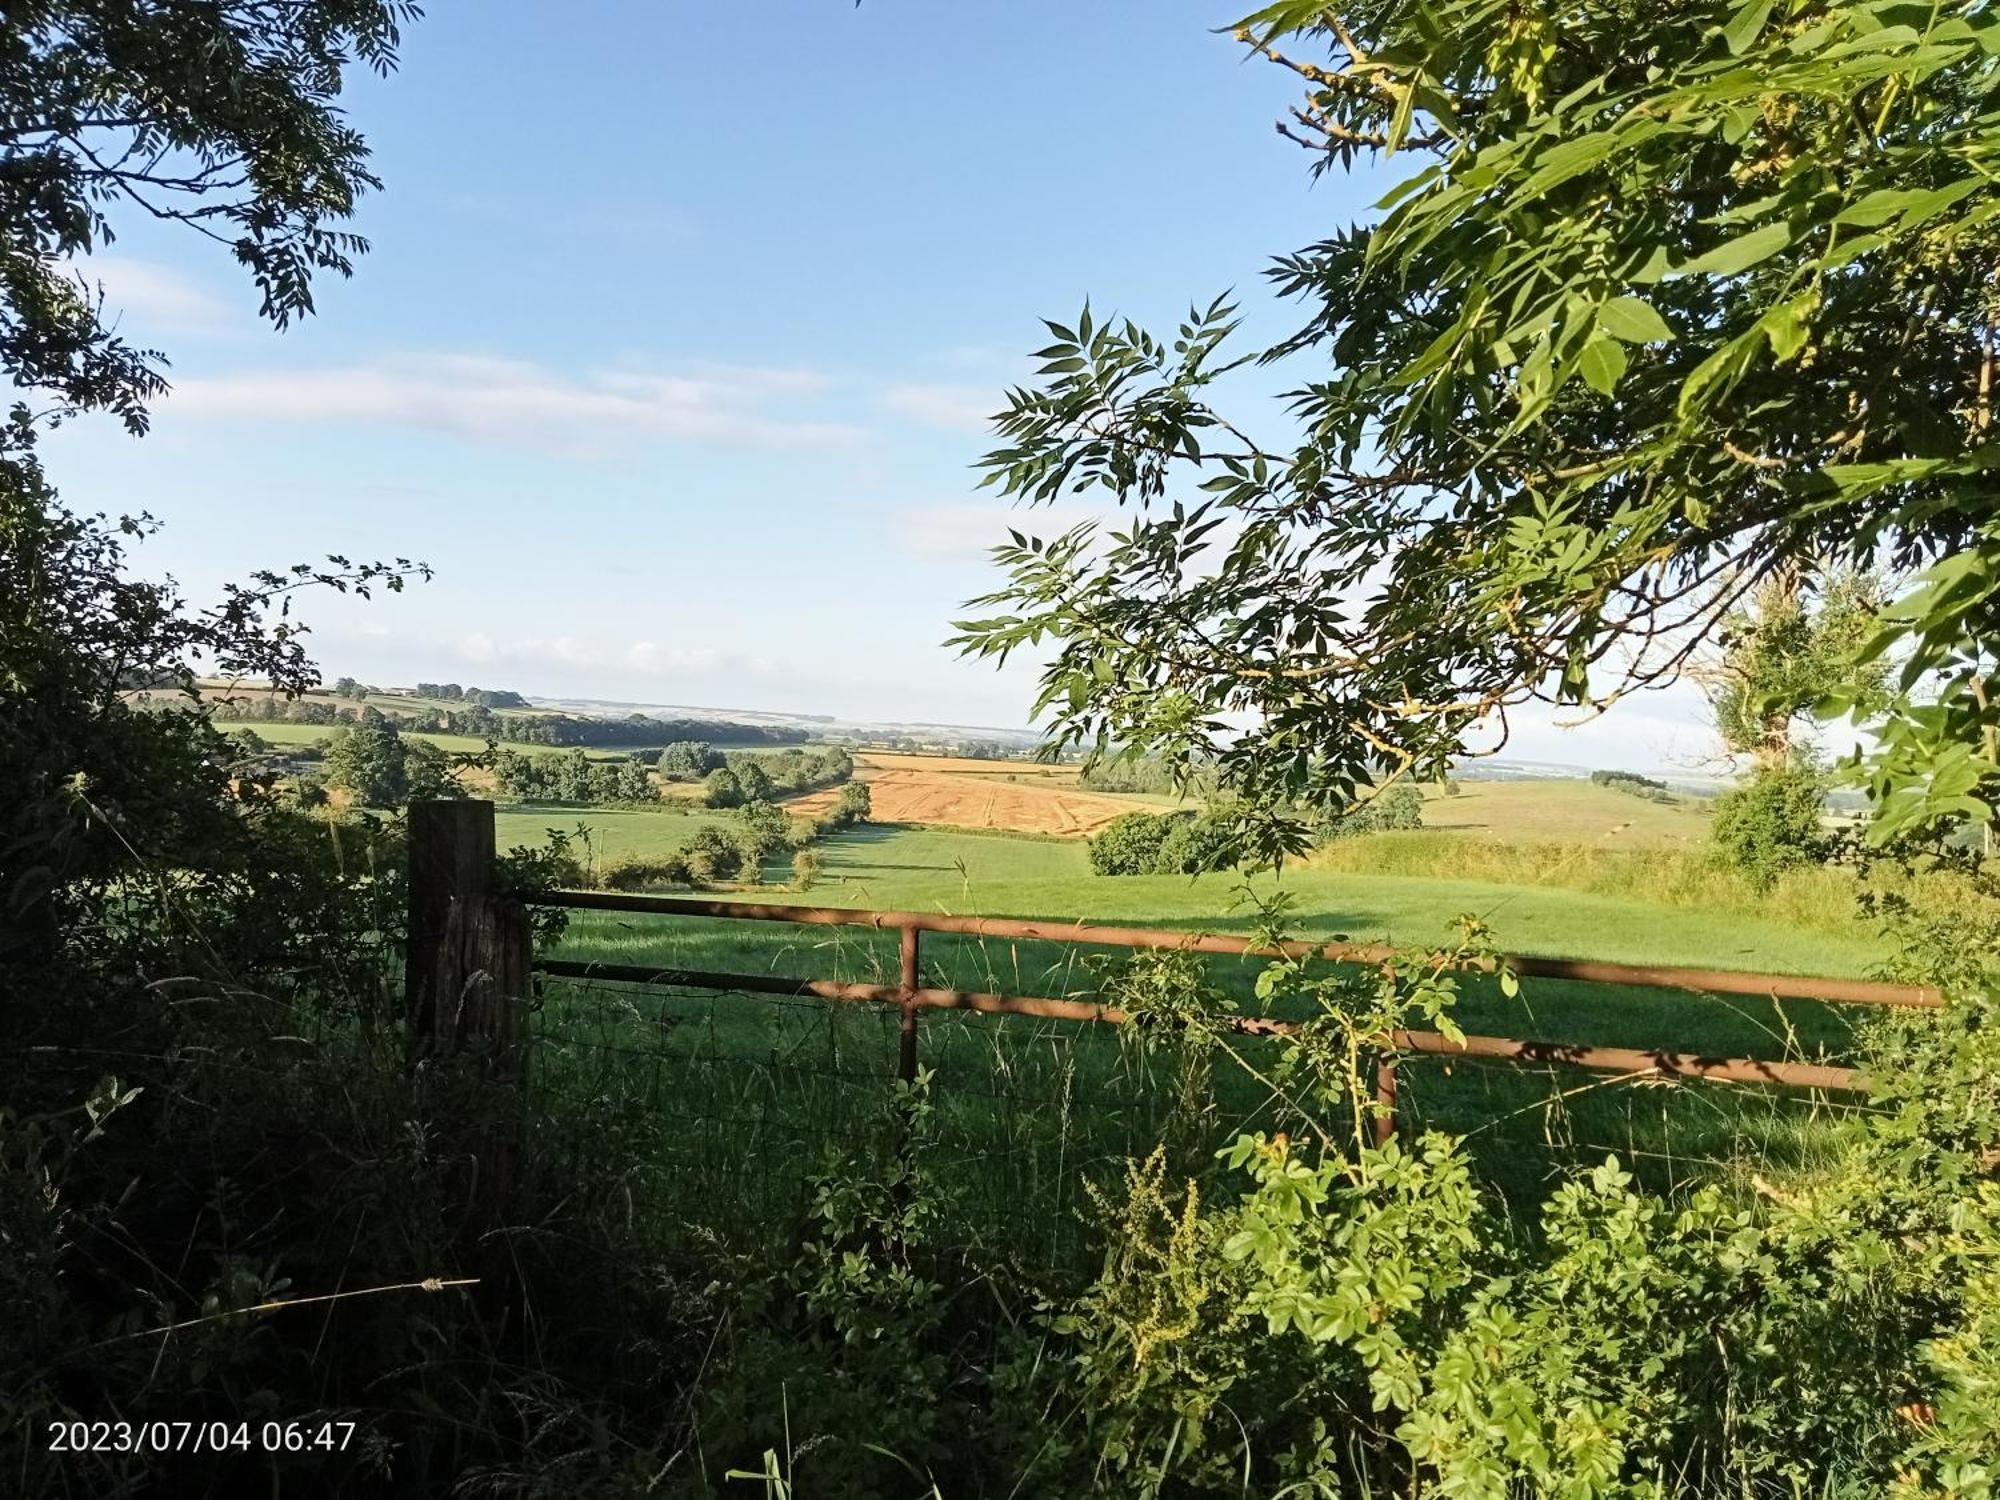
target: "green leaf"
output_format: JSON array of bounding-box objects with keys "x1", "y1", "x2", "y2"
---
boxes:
[
  {"x1": 1595, "y1": 296, "x2": 1674, "y2": 344},
  {"x1": 1760, "y1": 297, "x2": 1812, "y2": 361},
  {"x1": 1721, "y1": 0, "x2": 1774, "y2": 55},
  {"x1": 1672, "y1": 220, "x2": 1791, "y2": 277},
  {"x1": 1578, "y1": 336, "x2": 1628, "y2": 395}
]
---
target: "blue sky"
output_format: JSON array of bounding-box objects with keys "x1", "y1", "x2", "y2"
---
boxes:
[{"x1": 44, "y1": 0, "x2": 1716, "y2": 766}]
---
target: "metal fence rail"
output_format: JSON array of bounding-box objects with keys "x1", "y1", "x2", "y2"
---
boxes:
[
  {"x1": 526, "y1": 888, "x2": 1937, "y2": 1120},
  {"x1": 400, "y1": 799, "x2": 1940, "y2": 1211}
]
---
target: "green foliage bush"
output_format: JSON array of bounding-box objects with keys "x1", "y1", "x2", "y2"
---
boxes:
[
  {"x1": 702, "y1": 766, "x2": 745, "y2": 808},
  {"x1": 494, "y1": 747, "x2": 655, "y2": 806},
  {"x1": 1090, "y1": 810, "x2": 1239, "y2": 875},
  {"x1": 1088, "y1": 810, "x2": 1175, "y2": 874},
  {"x1": 681, "y1": 825, "x2": 744, "y2": 884},
  {"x1": 600, "y1": 853, "x2": 693, "y2": 891},
  {"x1": 322, "y1": 719, "x2": 408, "y2": 807},
  {"x1": 1711, "y1": 764, "x2": 1827, "y2": 888},
  {"x1": 1317, "y1": 783, "x2": 1426, "y2": 840},
  {"x1": 655, "y1": 739, "x2": 723, "y2": 780}
]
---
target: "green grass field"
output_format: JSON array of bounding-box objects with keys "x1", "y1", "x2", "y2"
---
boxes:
[
  {"x1": 513, "y1": 806, "x2": 1897, "y2": 1258},
  {"x1": 494, "y1": 803, "x2": 743, "y2": 863},
  {"x1": 1423, "y1": 776, "x2": 1712, "y2": 847}
]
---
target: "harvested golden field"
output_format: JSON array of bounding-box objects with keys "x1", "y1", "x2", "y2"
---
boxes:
[
  {"x1": 850, "y1": 750, "x2": 1079, "y2": 780},
  {"x1": 790, "y1": 756, "x2": 1166, "y2": 838}
]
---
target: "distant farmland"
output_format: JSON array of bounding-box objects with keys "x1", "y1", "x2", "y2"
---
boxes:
[{"x1": 787, "y1": 750, "x2": 1181, "y2": 838}]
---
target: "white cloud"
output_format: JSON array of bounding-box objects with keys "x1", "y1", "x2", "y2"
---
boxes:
[
  {"x1": 72, "y1": 255, "x2": 238, "y2": 337},
  {"x1": 880, "y1": 382, "x2": 1002, "y2": 433},
  {"x1": 626, "y1": 640, "x2": 774, "y2": 676},
  {"x1": 163, "y1": 353, "x2": 864, "y2": 451},
  {"x1": 459, "y1": 632, "x2": 598, "y2": 669}
]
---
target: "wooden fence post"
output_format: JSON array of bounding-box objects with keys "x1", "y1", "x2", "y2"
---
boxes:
[
  {"x1": 405, "y1": 799, "x2": 530, "y2": 1252},
  {"x1": 897, "y1": 924, "x2": 920, "y2": 1085},
  {"x1": 1373, "y1": 1056, "x2": 1398, "y2": 1148}
]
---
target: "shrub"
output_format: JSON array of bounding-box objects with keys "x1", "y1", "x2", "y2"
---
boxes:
[
  {"x1": 1711, "y1": 764, "x2": 1826, "y2": 887},
  {"x1": 702, "y1": 767, "x2": 745, "y2": 808},
  {"x1": 735, "y1": 798, "x2": 797, "y2": 859},
  {"x1": 1154, "y1": 811, "x2": 1235, "y2": 874},
  {"x1": 682, "y1": 826, "x2": 743, "y2": 883},
  {"x1": 791, "y1": 848, "x2": 824, "y2": 891},
  {"x1": 1086, "y1": 810, "x2": 1236, "y2": 875},
  {"x1": 322, "y1": 719, "x2": 407, "y2": 807},
  {"x1": 657, "y1": 740, "x2": 723, "y2": 780},
  {"x1": 599, "y1": 854, "x2": 692, "y2": 891},
  {"x1": 1315, "y1": 783, "x2": 1426, "y2": 842},
  {"x1": 1088, "y1": 811, "x2": 1177, "y2": 875}
]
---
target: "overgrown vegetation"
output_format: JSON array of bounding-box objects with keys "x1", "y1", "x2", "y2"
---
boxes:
[{"x1": 9, "y1": 0, "x2": 2000, "y2": 1494}]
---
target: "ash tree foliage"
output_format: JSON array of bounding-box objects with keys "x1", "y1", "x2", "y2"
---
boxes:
[
  {"x1": 1702, "y1": 567, "x2": 1888, "y2": 770},
  {"x1": 0, "y1": 0, "x2": 421, "y2": 434},
  {"x1": 954, "y1": 0, "x2": 2000, "y2": 859},
  {"x1": 2, "y1": 0, "x2": 428, "y2": 962}
]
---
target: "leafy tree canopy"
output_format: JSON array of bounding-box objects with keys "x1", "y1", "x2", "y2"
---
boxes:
[
  {"x1": 956, "y1": 0, "x2": 2000, "y2": 858},
  {"x1": 0, "y1": 0, "x2": 419, "y2": 432},
  {"x1": 1699, "y1": 566, "x2": 1886, "y2": 767}
]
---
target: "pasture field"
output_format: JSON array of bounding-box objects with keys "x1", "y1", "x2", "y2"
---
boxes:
[
  {"x1": 550, "y1": 818, "x2": 1887, "y2": 982},
  {"x1": 1422, "y1": 776, "x2": 1712, "y2": 847},
  {"x1": 530, "y1": 816, "x2": 1894, "y2": 1257},
  {"x1": 494, "y1": 803, "x2": 743, "y2": 865}
]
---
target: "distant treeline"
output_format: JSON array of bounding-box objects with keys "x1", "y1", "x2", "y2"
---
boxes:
[
  {"x1": 698, "y1": 746, "x2": 854, "y2": 806},
  {"x1": 197, "y1": 692, "x2": 805, "y2": 752},
  {"x1": 601, "y1": 782, "x2": 873, "y2": 892},
  {"x1": 412, "y1": 682, "x2": 530, "y2": 708},
  {"x1": 505, "y1": 712, "x2": 807, "y2": 749},
  {"x1": 491, "y1": 742, "x2": 853, "y2": 810},
  {"x1": 494, "y1": 748, "x2": 656, "y2": 805},
  {"x1": 204, "y1": 695, "x2": 373, "y2": 727},
  {"x1": 1591, "y1": 769, "x2": 1679, "y2": 805}
]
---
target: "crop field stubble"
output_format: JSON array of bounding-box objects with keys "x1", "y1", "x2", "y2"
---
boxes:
[{"x1": 787, "y1": 750, "x2": 1184, "y2": 837}]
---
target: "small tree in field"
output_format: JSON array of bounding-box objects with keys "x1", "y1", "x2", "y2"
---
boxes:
[
  {"x1": 834, "y1": 781, "x2": 871, "y2": 824},
  {"x1": 658, "y1": 740, "x2": 719, "y2": 780},
  {"x1": 323, "y1": 720, "x2": 406, "y2": 808},
  {"x1": 1698, "y1": 568, "x2": 1881, "y2": 875},
  {"x1": 737, "y1": 760, "x2": 776, "y2": 802},
  {"x1": 682, "y1": 826, "x2": 743, "y2": 884},
  {"x1": 703, "y1": 767, "x2": 746, "y2": 809},
  {"x1": 1089, "y1": 812, "x2": 1175, "y2": 875},
  {"x1": 1710, "y1": 764, "x2": 1829, "y2": 889}
]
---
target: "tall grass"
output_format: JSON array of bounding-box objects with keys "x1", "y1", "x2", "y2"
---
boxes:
[{"x1": 1310, "y1": 830, "x2": 1863, "y2": 931}]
